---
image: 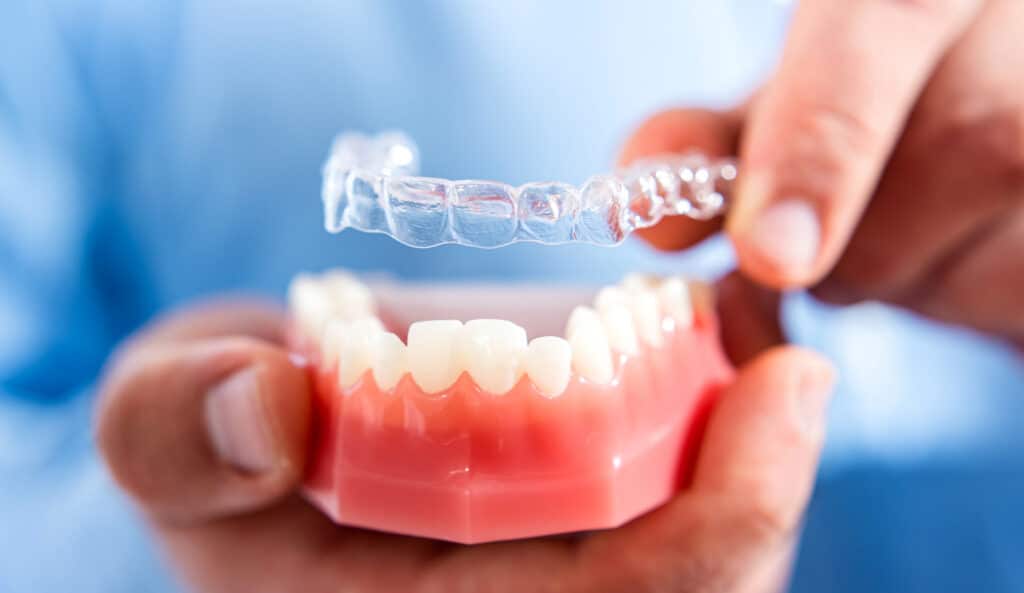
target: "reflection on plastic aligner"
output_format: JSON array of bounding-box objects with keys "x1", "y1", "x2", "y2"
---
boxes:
[{"x1": 322, "y1": 131, "x2": 738, "y2": 248}]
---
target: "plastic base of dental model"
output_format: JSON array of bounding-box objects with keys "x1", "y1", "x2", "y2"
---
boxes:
[
  {"x1": 321, "y1": 131, "x2": 738, "y2": 248},
  {"x1": 288, "y1": 269, "x2": 734, "y2": 543}
]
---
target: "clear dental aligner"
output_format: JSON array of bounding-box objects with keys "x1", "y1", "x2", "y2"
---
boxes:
[{"x1": 321, "y1": 131, "x2": 738, "y2": 248}]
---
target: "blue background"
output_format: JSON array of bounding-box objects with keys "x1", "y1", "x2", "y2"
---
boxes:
[{"x1": 1, "y1": 1, "x2": 1021, "y2": 591}]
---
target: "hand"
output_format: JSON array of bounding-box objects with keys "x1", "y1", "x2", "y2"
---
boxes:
[
  {"x1": 96, "y1": 299, "x2": 834, "y2": 593},
  {"x1": 623, "y1": 0, "x2": 1023, "y2": 344}
]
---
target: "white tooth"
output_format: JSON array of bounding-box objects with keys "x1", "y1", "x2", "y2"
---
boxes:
[
  {"x1": 288, "y1": 274, "x2": 333, "y2": 337},
  {"x1": 525, "y1": 336, "x2": 572, "y2": 397},
  {"x1": 622, "y1": 273, "x2": 657, "y2": 292},
  {"x1": 320, "y1": 319, "x2": 349, "y2": 368},
  {"x1": 289, "y1": 271, "x2": 377, "y2": 338},
  {"x1": 657, "y1": 277, "x2": 694, "y2": 327},
  {"x1": 594, "y1": 286, "x2": 628, "y2": 311},
  {"x1": 459, "y1": 319, "x2": 528, "y2": 394},
  {"x1": 407, "y1": 320, "x2": 464, "y2": 392},
  {"x1": 566, "y1": 305, "x2": 602, "y2": 337},
  {"x1": 372, "y1": 332, "x2": 408, "y2": 390},
  {"x1": 598, "y1": 302, "x2": 638, "y2": 355},
  {"x1": 626, "y1": 288, "x2": 663, "y2": 347},
  {"x1": 566, "y1": 306, "x2": 614, "y2": 384},
  {"x1": 688, "y1": 281, "x2": 714, "y2": 316},
  {"x1": 321, "y1": 270, "x2": 376, "y2": 320},
  {"x1": 337, "y1": 318, "x2": 382, "y2": 388}
]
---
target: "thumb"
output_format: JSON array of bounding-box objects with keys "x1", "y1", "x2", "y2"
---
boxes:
[
  {"x1": 96, "y1": 337, "x2": 312, "y2": 524},
  {"x1": 693, "y1": 346, "x2": 835, "y2": 540},
  {"x1": 577, "y1": 347, "x2": 835, "y2": 593}
]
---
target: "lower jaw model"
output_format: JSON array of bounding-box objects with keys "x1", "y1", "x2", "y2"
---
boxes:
[{"x1": 287, "y1": 269, "x2": 733, "y2": 544}]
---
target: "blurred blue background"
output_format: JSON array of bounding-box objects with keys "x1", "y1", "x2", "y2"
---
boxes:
[{"x1": 1, "y1": 1, "x2": 1021, "y2": 591}]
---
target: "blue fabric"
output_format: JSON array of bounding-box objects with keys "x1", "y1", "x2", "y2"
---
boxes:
[{"x1": 0, "y1": 1, "x2": 1021, "y2": 591}]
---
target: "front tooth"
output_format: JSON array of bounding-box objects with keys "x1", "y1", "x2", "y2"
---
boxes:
[
  {"x1": 337, "y1": 318, "x2": 383, "y2": 388},
  {"x1": 288, "y1": 274, "x2": 333, "y2": 338},
  {"x1": 459, "y1": 319, "x2": 528, "y2": 394},
  {"x1": 625, "y1": 288, "x2": 663, "y2": 347},
  {"x1": 372, "y1": 332, "x2": 408, "y2": 390},
  {"x1": 598, "y1": 302, "x2": 638, "y2": 355},
  {"x1": 407, "y1": 320, "x2": 464, "y2": 393},
  {"x1": 525, "y1": 336, "x2": 572, "y2": 397},
  {"x1": 657, "y1": 277, "x2": 694, "y2": 327},
  {"x1": 566, "y1": 306, "x2": 614, "y2": 384}
]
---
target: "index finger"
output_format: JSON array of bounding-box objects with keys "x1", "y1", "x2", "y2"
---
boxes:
[
  {"x1": 619, "y1": 108, "x2": 743, "y2": 251},
  {"x1": 729, "y1": 0, "x2": 981, "y2": 288}
]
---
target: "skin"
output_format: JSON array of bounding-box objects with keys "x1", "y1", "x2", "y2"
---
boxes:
[
  {"x1": 94, "y1": 1, "x2": 1021, "y2": 590},
  {"x1": 96, "y1": 297, "x2": 831, "y2": 593},
  {"x1": 97, "y1": 299, "x2": 831, "y2": 593},
  {"x1": 625, "y1": 0, "x2": 1023, "y2": 347}
]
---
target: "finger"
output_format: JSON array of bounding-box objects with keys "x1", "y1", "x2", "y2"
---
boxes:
[
  {"x1": 729, "y1": 0, "x2": 982, "y2": 288},
  {"x1": 715, "y1": 271, "x2": 784, "y2": 365},
  {"x1": 619, "y1": 108, "x2": 743, "y2": 251},
  {"x1": 96, "y1": 337, "x2": 312, "y2": 524},
  {"x1": 578, "y1": 347, "x2": 834, "y2": 592},
  {"x1": 692, "y1": 347, "x2": 834, "y2": 538},
  {"x1": 819, "y1": 0, "x2": 1024, "y2": 306},
  {"x1": 914, "y1": 208, "x2": 1024, "y2": 341},
  {"x1": 133, "y1": 300, "x2": 286, "y2": 347}
]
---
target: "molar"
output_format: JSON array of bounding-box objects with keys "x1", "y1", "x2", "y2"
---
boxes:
[
  {"x1": 621, "y1": 273, "x2": 658, "y2": 292},
  {"x1": 321, "y1": 270, "x2": 376, "y2": 318},
  {"x1": 594, "y1": 285, "x2": 628, "y2": 311},
  {"x1": 407, "y1": 320, "x2": 465, "y2": 393},
  {"x1": 688, "y1": 280, "x2": 715, "y2": 317},
  {"x1": 458, "y1": 319, "x2": 528, "y2": 394},
  {"x1": 288, "y1": 274, "x2": 335, "y2": 338},
  {"x1": 288, "y1": 271, "x2": 377, "y2": 339},
  {"x1": 657, "y1": 277, "x2": 694, "y2": 327}
]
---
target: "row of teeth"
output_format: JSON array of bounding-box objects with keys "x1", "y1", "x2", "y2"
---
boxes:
[{"x1": 288, "y1": 272, "x2": 706, "y2": 398}]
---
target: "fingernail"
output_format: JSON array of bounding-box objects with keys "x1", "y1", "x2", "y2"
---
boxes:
[
  {"x1": 795, "y1": 363, "x2": 836, "y2": 437},
  {"x1": 743, "y1": 199, "x2": 821, "y2": 277},
  {"x1": 205, "y1": 367, "x2": 278, "y2": 473}
]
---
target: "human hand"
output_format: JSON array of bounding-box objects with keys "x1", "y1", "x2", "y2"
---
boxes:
[
  {"x1": 96, "y1": 298, "x2": 833, "y2": 593},
  {"x1": 624, "y1": 0, "x2": 1023, "y2": 344}
]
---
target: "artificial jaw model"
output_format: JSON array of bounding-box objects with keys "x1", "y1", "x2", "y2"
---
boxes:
[{"x1": 288, "y1": 269, "x2": 732, "y2": 543}]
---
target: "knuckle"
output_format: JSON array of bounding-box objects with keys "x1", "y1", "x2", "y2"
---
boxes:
[
  {"x1": 875, "y1": 0, "x2": 978, "y2": 25},
  {"x1": 737, "y1": 486, "x2": 803, "y2": 545},
  {"x1": 942, "y1": 102, "x2": 1024, "y2": 197},
  {"x1": 776, "y1": 101, "x2": 886, "y2": 208}
]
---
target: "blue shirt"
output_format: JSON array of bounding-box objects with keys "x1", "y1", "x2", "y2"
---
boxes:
[{"x1": 1, "y1": 1, "x2": 1022, "y2": 591}]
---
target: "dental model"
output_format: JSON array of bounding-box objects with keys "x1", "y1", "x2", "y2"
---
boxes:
[
  {"x1": 288, "y1": 269, "x2": 733, "y2": 543},
  {"x1": 321, "y1": 132, "x2": 738, "y2": 248}
]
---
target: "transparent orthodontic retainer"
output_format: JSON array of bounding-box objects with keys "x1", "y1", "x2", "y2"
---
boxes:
[{"x1": 321, "y1": 131, "x2": 738, "y2": 248}]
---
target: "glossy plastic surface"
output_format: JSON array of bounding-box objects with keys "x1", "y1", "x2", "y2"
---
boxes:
[{"x1": 321, "y1": 131, "x2": 738, "y2": 248}]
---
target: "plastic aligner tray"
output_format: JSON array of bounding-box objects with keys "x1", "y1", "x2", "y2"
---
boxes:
[{"x1": 321, "y1": 131, "x2": 738, "y2": 248}]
